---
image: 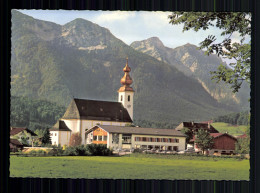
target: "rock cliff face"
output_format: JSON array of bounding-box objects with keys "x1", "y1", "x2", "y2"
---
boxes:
[
  {"x1": 11, "y1": 10, "x2": 247, "y2": 127},
  {"x1": 131, "y1": 38, "x2": 250, "y2": 110}
]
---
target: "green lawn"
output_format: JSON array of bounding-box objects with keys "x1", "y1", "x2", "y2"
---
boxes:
[
  {"x1": 212, "y1": 122, "x2": 247, "y2": 136},
  {"x1": 10, "y1": 154, "x2": 249, "y2": 180}
]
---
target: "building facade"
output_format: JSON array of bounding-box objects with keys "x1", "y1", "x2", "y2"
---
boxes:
[
  {"x1": 10, "y1": 127, "x2": 37, "y2": 146},
  {"x1": 86, "y1": 125, "x2": 186, "y2": 151}
]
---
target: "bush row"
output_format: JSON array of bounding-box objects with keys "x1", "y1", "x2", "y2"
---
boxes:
[{"x1": 17, "y1": 144, "x2": 113, "y2": 157}]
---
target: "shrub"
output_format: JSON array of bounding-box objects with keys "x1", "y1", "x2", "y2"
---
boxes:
[
  {"x1": 51, "y1": 144, "x2": 64, "y2": 156},
  {"x1": 75, "y1": 145, "x2": 89, "y2": 156},
  {"x1": 86, "y1": 144, "x2": 113, "y2": 156},
  {"x1": 63, "y1": 146, "x2": 77, "y2": 156},
  {"x1": 29, "y1": 150, "x2": 37, "y2": 155}
]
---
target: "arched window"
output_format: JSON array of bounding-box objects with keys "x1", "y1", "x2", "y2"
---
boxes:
[
  {"x1": 128, "y1": 95, "x2": 130, "y2": 101},
  {"x1": 121, "y1": 95, "x2": 123, "y2": 101}
]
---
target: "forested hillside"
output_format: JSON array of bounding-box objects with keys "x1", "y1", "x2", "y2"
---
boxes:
[
  {"x1": 11, "y1": 10, "x2": 245, "y2": 126},
  {"x1": 10, "y1": 96, "x2": 66, "y2": 131},
  {"x1": 213, "y1": 111, "x2": 249, "y2": 125}
]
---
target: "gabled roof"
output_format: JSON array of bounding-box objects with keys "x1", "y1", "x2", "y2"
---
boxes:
[
  {"x1": 175, "y1": 122, "x2": 219, "y2": 133},
  {"x1": 10, "y1": 139, "x2": 23, "y2": 146},
  {"x1": 49, "y1": 120, "x2": 71, "y2": 131},
  {"x1": 190, "y1": 133, "x2": 237, "y2": 142},
  {"x1": 86, "y1": 125, "x2": 186, "y2": 137},
  {"x1": 10, "y1": 127, "x2": 37, "y2": 136},
  {"x1": 62, "y1": 98, "x2": 132, "y2": 122},
  {"x1": 210, "y1": 133, "x2": 237, "y2": 141}
]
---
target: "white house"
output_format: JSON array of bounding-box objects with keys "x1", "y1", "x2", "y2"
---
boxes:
[{"x1": 85, "y1": 125, "x2": 186, "y2": 151}]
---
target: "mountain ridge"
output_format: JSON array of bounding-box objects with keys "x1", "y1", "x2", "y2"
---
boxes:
[
  {"x1": 11, "y1": 10, "x2": 244, "y2": 127},
  {"x1": 130, "y1": 37, "x2": 250, "y2": 110}
]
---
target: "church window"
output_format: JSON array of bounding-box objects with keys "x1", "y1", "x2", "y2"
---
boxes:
[
  {"x1": 103, "y1": 136, "x2": 107, "y2": 141},
  {"x1": 93, "y1": 136, "x2": 97, "y2": 141},
  {"x1": 128, "y1": 95, "x2": 130, "y2": 101},
  {"x1": 98, "y1": 136, "x2": 102, "y2": 141},
  {"x1": 121, "y1": 95, "x2": 123, "y2": 101},
  {"x1": 55, "y1": 133, "x2": 57, "y2": 136},
  {"x1": 50, "y1": 133, "x2": 53, "y2": 136}
]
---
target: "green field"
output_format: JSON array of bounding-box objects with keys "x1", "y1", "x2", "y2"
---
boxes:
[
  {"x1": 10, "y1": 154, "x2": 249, "y2": 180},
  {"x1": 212, "y1": 122, "x2": 247, "y2": 136}
]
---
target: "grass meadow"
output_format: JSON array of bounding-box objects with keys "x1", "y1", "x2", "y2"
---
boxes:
[
  {"x1": 211, "y1": 122, "x2": 247, "y2": 136},
  {"x1": 10, "y1": 153, "x2": 249, "y2": 180}
]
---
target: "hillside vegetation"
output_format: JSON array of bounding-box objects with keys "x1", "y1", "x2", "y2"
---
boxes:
[
  {"x1": 11, "y1": 96, "x2": 66, "y2": 131},
  {"x1": 212, "y1": 122, "x2": 247, "y2": 136},
  {"x1": 11, "y1": 10, "x2": 248, "y2": 126}
]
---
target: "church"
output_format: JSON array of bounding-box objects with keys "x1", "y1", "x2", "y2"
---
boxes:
[{"x1": 49, "y1": 59, "x2": 186, "y2": 151}]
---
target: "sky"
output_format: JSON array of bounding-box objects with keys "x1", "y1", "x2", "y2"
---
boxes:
[{"x1": 18, "y1": 10, "x2": 249, "y2": 64}]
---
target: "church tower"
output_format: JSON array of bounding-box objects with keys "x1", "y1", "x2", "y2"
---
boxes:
[{"x1": 118, "y1": 58, "x2": 134, "y2": 121}]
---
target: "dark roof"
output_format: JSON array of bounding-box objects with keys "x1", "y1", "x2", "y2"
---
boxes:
[
  {"x1": 10, "y1": 127, "x2": 37, "y2": 136},
  {"x1": 210, "y1": 133, "x2": 237, "y2": 141},
  {"x1": 190, "y1": 133, "x2": 237, "y2": 142},
  {"x1": 49, "y1": 120, "x2": 72, "y2": 131},
  {"x1": 10, "y1": 139, "x2": 23, "y2": 146},
  {"x1": 175, "y1": 122, "x2": 219, "y2": 133},
  {"x1": 62, "y1": 98, "x2": 132, "y2": 122},
  {"x1": 86, "y1": 125, "x2": 186, "y2": 137}
]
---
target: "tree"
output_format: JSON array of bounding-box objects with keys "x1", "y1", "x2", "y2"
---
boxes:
[
  {"x1": 181, "y1": 128, "x2": 193, "y2": 144},
  {"x1": 69, "y1": 132, "x2": 82, "y2": 147},
  {"x1": 235, "y1": 137, "x2": 250, "y2": 154},
  {"x1": 169, "y1": 12, "x2": 251, "y2": 92},
  {"x1": 195, "y1": 129, "x2": 214, "y2": 154},
  {"x1": 41, "y1": 129, "x2": 51, "y2": 145}
]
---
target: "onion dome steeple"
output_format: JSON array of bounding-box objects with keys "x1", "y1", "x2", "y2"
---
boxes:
[{"x1": 118, "y1": 58, "x2": 134, "y2": 92}]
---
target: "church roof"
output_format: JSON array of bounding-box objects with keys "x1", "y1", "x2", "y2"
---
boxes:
[
  {"x1": 86, "y1": 125, "x2": 186, "y2": 137},
  {"x1": 62, "y1": 98, "x2": 132, "y2": 122},
  {"x1": 49, "y1": 120, "x2": 71, "y2": 131}
]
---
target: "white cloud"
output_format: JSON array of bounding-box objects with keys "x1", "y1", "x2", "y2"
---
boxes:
[{"x1": 94, "y1": 11, "x2": 136, "y2": 23}]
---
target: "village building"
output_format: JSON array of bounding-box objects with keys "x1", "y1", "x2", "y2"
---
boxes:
[
  {"x1": 49, "y1": 58, "x2": 186, "y2": 151},
  {"x1": 49, "y1": 100, "x2": 132, "y2": 146},
  {"x1": 10, "y1": 139, "x2": 23, "y2": 152},
  {"x1": 192, "y1": 133, "x2": 238, "y2": 155},
  {"x1": 85, "y1": 125, "x2": 186, "y2": 151},
  {"x1": 10, "y1": 127, "x2": 37, "y2": 146},
  {"x1": 175, "y1": 121, "x2": 219, "y2": 133}
]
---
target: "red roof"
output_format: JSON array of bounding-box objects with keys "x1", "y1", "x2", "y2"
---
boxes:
[
  {"x1": 10, "y1": 127, "x2": 37, "y2": 136},
  {"x1": 190, "y1": 132, "x2": 237, "y2": 142},
  {"x1": 210, "y1": 133, "x2": 237, "y2": 141},
  {"x1": 10, "y1": 139, "x2": 23, "y2": 146},
  {"x1": 210, "y1": 133, "x2": 223, "y2": 138}
]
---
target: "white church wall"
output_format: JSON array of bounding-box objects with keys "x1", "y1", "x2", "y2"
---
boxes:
[
  {"x1": 62, "y1": 119, "x2": 80, "y2": 133},
  {"x1": 59, "y1": 131, "x2": 71, "y2": 146}
]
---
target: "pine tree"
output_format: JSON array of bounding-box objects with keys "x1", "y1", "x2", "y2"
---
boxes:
[{"x1": 42, "y1": 129, "x2": 51, "y2": 145}]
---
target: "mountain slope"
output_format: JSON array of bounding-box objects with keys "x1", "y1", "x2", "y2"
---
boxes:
[
  {"x1": 130, "y1": 37, "x2": 250, "y2": 111},
  {"x1": 11, "y1": 10, "x2": 237, "y2": 127}
]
